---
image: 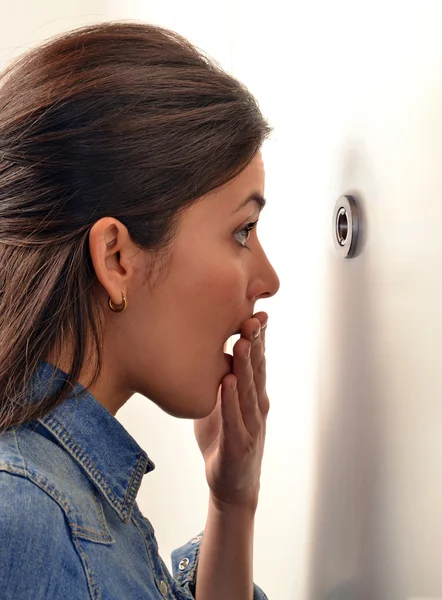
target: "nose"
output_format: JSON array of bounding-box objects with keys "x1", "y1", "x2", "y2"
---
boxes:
[{"x1": 247, "y1": 244, "x2": 280, "y2": 301}]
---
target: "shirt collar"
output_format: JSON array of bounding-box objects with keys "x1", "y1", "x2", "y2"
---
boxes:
[{"x1": 32, "y1": 360, "x2": 155, "y2": 524}]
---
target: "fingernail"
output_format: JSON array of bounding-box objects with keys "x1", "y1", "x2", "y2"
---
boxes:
[
  {"x1": 253, "y1": 327, "x2": 261, "y2": 339},
  {"x1": 261, "y1": 321, "x2": 268, "y2": 330},
  {"x1": 245, "y1": 343, "x2": 251, "y2": 359},
  {"x1": 232, "y1": 379, "x2": 237, "y2": 392}
]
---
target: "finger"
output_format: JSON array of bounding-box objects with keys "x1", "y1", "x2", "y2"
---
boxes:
[
  {"x1": 236, "y1": 313, "x2": 269, "y2": 420},
  {"x1": 232, "y1": 337, "x2": 261, "y2": 434},
  {"x1": 239, "y1": 312, "x2": 267, "y2": 344},
  {"x1": 257, "y1": 318, "x2": 270, "y2": 415},
  {"x1": 252, "y1": 337, "x2": 266, "y2": 401},
  {"x1": 261, "y1": 319, "x2": 267, "y2": 353},
  {"x1": 247, "y1": 315, "x2": 268, "y2": 413},
  {"x1": 253, "y1": 311, "x2": 268, "y2": 330},
  {"x1": 239, "y1": 317, "x2": 262, "y2": 376},
  {"x1": 219, "y1": 374, "x2": 243, "y2": 439},
  {"x1": 252, "y1": 311, "x2": 267, "y2": 347}
]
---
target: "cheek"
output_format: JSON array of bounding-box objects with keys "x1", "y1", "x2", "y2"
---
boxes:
[
  {"x1": 124, "y1": 250, "x2": 247, "y2": 417},
  {"x1": 192, "y1": 257, "x2": 246, "y2": 308}
]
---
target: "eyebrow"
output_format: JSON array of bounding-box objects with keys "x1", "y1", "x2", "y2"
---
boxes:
[{"x1": 232, "y1": 193, "x2": 267, "y2": 214}]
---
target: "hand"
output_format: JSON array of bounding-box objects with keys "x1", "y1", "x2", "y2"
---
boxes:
[{"x1": 194, "y1": 311, "x2": 269, "y2": 512}]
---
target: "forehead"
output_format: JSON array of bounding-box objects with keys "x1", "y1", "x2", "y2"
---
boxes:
[
  {"x1": 204, "y1": 153, "x2": 265, "y2": 211},
  {"x1": 232, "y1": 152, "x2": 264, "y2": 187},
  {"x1": 175, "y1": 153, "x2": 265, "y2": 233}
]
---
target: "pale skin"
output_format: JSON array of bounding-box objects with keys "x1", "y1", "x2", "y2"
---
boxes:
[{"x1": 47, "y1": 151, "x2": 280, "y2": 600}]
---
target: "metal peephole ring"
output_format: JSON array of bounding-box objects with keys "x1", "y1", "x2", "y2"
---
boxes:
[{"x1": 332, "y1": 195, "x2": 359, "y2": 258}]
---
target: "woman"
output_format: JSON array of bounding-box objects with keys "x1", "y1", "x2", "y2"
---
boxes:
[{"x1": 0, "y1": 21, "x2": 280, "y2": 600}]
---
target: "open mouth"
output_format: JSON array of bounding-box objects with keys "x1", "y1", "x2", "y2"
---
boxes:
[
  {"x1": 223, "y1": 332, "x2": 241, "y2": 356},
  {"x1": 222, "y1": 330, "x2": 242, "y2": 373}
]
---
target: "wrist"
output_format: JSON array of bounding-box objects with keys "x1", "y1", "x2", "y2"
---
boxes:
[
  {"x1": 209, "y1": 491, "x2": 259, "y2": 517},
  {"x1": 197, "y1": 492, "x2": 256, "y2": 600}
]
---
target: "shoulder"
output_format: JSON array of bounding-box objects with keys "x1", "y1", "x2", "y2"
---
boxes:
[
  {"x1": 0, "y1": 470, "x2": 93, "y2": 599},
  {"x1": 0, "y1": 424, "x2": 78, "y2": 518},
  {"x1": 0, "y1": 466, "x2": 69, "y2": 522}
]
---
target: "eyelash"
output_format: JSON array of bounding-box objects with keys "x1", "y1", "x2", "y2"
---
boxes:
[{"x1": 235, "y1": 221, "x2": 258, "y2": 249}]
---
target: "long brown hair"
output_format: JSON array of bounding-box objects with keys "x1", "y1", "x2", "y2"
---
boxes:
[{"x1": 0, "y1": 22, "x2": 271, "y2": 430}]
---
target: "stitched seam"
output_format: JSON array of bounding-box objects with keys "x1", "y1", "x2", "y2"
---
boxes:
[
  {"x1": 132, "y1": 515, "x2": 172, "y2": 597},
  {"x1": 92, "y1": 487, "x2": 114, "y2": 541},
  {"x1": 8, "y1": 430, "x2": 27, "y2": 475},
  {"x1": 39, "y1": 414, "x2": 147, "y2": 522},
  {"x1": 0, "y1": 466, "x2": 100, "y2": 599},
  {"x1": 121, "y1": 453, "x2": 146, "y2": 512},
  {"x1": 40, "y1": 415, "x2": 123, "y2": 515},
  {"x1": 132, "y1": 516, "x2": 157, "y2": 575},
  {"x1": 9, "y1": 436, "x2": 113, "y2": 543},
  {"x1": 71, "y1": 525, "x2": 103, "y2": 534},
  {"x1": 13, "y1": 428, "x2": 30, "y2": 477},
  {"x1": 70, "y1": 524, "x2": 113, "y2": 544},
  {"x1": 70, "y1": 539, "x2": 102, "y2": 600}
]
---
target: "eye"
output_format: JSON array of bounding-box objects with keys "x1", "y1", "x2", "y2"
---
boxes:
[{"x1": 235, "y1": 221, "x2": 258, "y2": 248}]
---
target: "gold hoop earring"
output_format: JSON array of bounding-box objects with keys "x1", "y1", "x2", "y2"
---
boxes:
[{"x1": 108, "y1": 291, "x2": 128, "y2": 313}]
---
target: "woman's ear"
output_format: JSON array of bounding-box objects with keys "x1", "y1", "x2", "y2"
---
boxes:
[{"x1": 89, "y1": 217, "x2": 134, "y2": 306}]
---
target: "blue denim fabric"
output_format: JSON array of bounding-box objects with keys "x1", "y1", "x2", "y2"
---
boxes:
[{"x1": 0, "y1": 360, "x2": 268, "y2": 599}]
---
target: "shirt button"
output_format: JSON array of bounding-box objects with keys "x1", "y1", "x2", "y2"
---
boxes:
[
  {"x1": 159, "y1": 580, "x2": 168, "y2": 596},
  {"x1": 191, "y1": 535, "x2": 203, "y2": 544},
  {"x1": 179, "y1": 558, "x2": 190, "y2": 570}
]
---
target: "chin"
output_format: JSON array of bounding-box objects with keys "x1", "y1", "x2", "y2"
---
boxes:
[
  {"x1": 163, "y1": 394, "x2": 218, "y2": 419},
  {"x1": 149, "y1": 381, "x2": 220, "y2": 420},
  {"x1": 143, "y1": 353, "x2": 233, "y2": 419}
]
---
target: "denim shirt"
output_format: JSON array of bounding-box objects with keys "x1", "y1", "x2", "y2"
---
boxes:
[{"x1": 0, "y1": 360, "x2": 268, "y2": 599}]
